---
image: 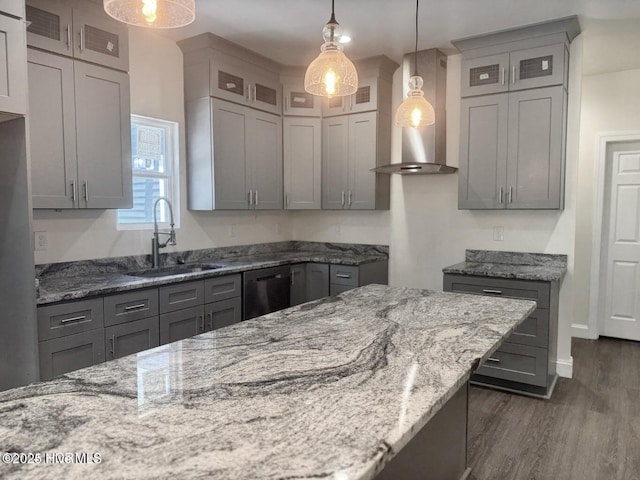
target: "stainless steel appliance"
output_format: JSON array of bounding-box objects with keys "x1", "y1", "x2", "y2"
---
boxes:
[{"x1": 243, "y1": 266, "x2": 291, "y2": 320}]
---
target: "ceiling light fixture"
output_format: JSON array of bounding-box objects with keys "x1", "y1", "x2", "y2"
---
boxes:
[
  {"x1": 395, "y1": 0, "x2": 435, "y2": 128},
  {"x1": 103, "y1": 0, "x2": 196, "y2": 29},
  {"x1": 304, "y1": 0, "x2": 358, "y2": 98}
]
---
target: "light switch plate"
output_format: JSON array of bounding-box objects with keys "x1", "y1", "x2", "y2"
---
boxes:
[
  {"x1": 493, "y1": 226, "x2": 504, "y2": 242},
  {"x1": 34, "y1": 231, "x2": 47, "y2": 251}
]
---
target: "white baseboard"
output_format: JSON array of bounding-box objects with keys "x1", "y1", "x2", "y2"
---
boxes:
[
  {"x1": 571, "y1": 323, "x2": 598, "y2": 340},
  {"x1": 556, "y1": 357, "x2": 573, "y2": 379}
]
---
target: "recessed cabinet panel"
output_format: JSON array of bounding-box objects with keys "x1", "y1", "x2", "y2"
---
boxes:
[
  {"x1": 283, "y1": 117, "x2": 322, "y2": 209},
  {"x1": 28, "y1": 49, "x2": 77, "y2": 208},
  {"x1": 461, "y1": 53, "x2": 509, "y2": 97},
  {"x1": 206, "y1": 297, "x2": 242, "y2": 331},
  {"x1": 74, "y1": 61, "x2": 132, "y2": 208},
  {"x1": 39, "y1": 329, "x2": 105, "y2": 380},
  {"x1": 105, "y1": 317, "x2": 160, "y2": 360},
  {"x1": 290, "y1": 264, "x2": 307, "y2": 307},
  {"x1": 250, "y1": 111, "x2": 283, "y2": 210},
  {"x1": 458, "y1": 94, "x2": 509, "y2": 209},
  {"x1": 160, "y1": 305, "x2": 205, "y2": 345},
  {"x1": 506, "y1": 86, "x2": 565, "y2": 209},
  {"x1": 71, "y1": 8, "x2": 128, "y2": 72},
  {"x1": 322, "y1": 117, "x2": 349, "y2": 209},
  {"x1": 348, "y1": 112, "x2": 377, "y2": 209},
  {"x1": 510, "y1": 43, "x2": 566, "y2": 92}
]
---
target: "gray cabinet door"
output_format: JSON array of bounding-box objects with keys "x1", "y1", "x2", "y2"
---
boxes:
[
  {"x1": 458, "y1": 93, "x2": 509, "y2": 209},
  {"x1": 160, "y1": 305, "x2": 205, "y2": 345},
  {"x1": 510, "y1": 43, "x2": 566, "y2": 92},
  {"x1": 283, "y1": 82, "x2": 320, "y2": 116},
  {"x1": 329, "y1": 283, "x2": 354, "y2": 296},
  {"x1": 39, "y1": 329, "x2": 105, "y2": 380},
  {"x1": 28, "y1": 49, "x2": 78, "y2": 209},
  {"x1": 26, "y1": 0, "x2": 73, "y2": 57},
  {"x1": 306, "y1": 263, "x2": 329, "y2": 301},
  {"x1": 283, "y1": 117, "x2": 322, "y2": 210},
  {"x1": 461, "y1": 52, "x2": 509, "y2": 97},
  {"x1": 322, "y1": 116, "x2": 349, "y2": 209},
  {"x1": 159, "y1": 280, "x2": 204, "y2": 314},
  {"x1": 104, "y1": 288, "x2": 159, "y2": 326},
  {"x1": 348, "y1": 112, "x2": 377, "y2": 210},
  {"x1": 347, "y1": 77, "x2": 379, "y2": 115},
  {"x1": 250, "y1": 110, "x2": 283, "y2": 210},
  {"x1": 290, "y1": 264, "x2": 307, "y2": 306},
  {"x1": 37, "y1": 297, "x2": 104, "y2": 341},
  {"x1": 105, "y1": 316, "x2": 159, "y2": 360},
  {"x1": 206, "y1": 297, "x2": 242, "y2": 331},
  {"x1": 0, "y1": 14, "x2": 26, "y2": 116},
  {"x1": 74, "y1": 61, "x2": 132, "y2": 209},
  {"x1": 204, "y1": 274, "x2": 241, "y2": 304},
  {"x1": 211, "y1": 98, "x2": 249, "y2": 210},
  {"x1": 71, "y1": 7, "x2": 129, "y2": 72},
  {"x1": 506, "y1": 86, "x2": 565, "y2": 209}
]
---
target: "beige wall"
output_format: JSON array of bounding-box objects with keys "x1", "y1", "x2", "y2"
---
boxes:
[{"x1": 32, "y1": 29, "x2": 292, "y2": 264}]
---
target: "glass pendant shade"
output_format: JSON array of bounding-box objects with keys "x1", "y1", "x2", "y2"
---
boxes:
[
  {"x1": 103, "y1": 0, "x2": 195, "y2": 29},
  {"x1": 396, "y1": 75, "x2": 435, "y2": 128},
  {"x1": 304, "y1": 19, "x2": 358, "y2": 97}
]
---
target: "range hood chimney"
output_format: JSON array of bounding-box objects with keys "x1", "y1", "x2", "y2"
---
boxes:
[{"x1": 373, "y1": 48, "x2": 457, "y2": 175}]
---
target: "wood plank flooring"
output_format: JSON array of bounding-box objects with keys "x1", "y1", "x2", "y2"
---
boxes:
[{"x1": 467, "y1": 337, "x2": 640, "y2": 480}]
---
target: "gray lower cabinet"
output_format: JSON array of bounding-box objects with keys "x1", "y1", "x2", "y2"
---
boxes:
[
  {"x1": 329, "y1": 261, "x2": 389, "y2": 296},
  {"x1": 160, "y1": 305, "x2": 205, "y2": 345},
  {"x1": 290, "y1": 264, "x2": 307, "y2": 307},
  {"x1": 306, "y1": 263, "x2": 329, "y2": 301},
  {"x1": 206, "y1": 297, "x2": 242, "y2": 331},
  {"x1": 443, "y1": 273, "x2": 559, "y2": 398},
  {"x1": 159, "y1": 280, "x2": 205, "y2": 313},
  {"x1": 37, "y1": 297, "x2": 104, "y2": 341},
  {"x1": 105, "y1": 317, "x2": 159, "y2": 361},
  {"x1": 39, "y1": 329, "x2": 105, "y2": 381}
]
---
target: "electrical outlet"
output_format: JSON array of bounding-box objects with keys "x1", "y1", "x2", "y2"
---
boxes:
[
  {"x1": 493, "y1": 226, "x2": 504, "y2": 242},
  {"x1": 34, "y1": 231, "x2": 48, "y2": 251}
]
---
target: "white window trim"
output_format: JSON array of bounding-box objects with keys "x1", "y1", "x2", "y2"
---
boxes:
[{"x1": 117, "y1": 114, "x2": 181, "y2": 231}]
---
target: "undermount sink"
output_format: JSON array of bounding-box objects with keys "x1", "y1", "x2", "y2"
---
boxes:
[{"x1": 127, "y1": 264, "x2": 227, "y2": 278}]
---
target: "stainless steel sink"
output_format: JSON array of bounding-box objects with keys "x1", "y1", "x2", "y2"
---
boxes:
[{"x1": 127, "y1": 264, "x2": 227, "y2": 278}]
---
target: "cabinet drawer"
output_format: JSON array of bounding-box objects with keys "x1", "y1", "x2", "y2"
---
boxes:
[
  {"x1": 39, "y1": 329, "x2": 105, "y2": 380},
  {"x1": 206, "y1": 297, "x2": 242, "y2": 331},
  {"x1": 204, "y1": 274, "x2": 241, "y2": 304},
  {"x1": 443, "y1": 274, "x2": 549, "y2": 308},
  {"x1": 37, "y1": 297, "x2": 104, "y2": 341},
  {"x1": 105, "y1": 317, "x2": 159, "y2": 360},
  {"x1": 104, "y1": 288, "x2": 159, "y2": 326},
  {"x1": 160, "y1": 305, "x2": 205, "y2": 345},
  {"x1": 329, "y1": 265, "x2": 359, "y2": 287},
  {"x1": 159, "y1": 281, "x2": 204, "y2": 314},
  {"x1": 508, "y1": 308, "x2": 549, "y2": 348},
  {"x1": 475, "y1": 342, "x2": 547, "y2": 387}
]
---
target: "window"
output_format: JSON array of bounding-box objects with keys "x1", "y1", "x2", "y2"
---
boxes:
[{"x1": 118, "y1": 115, "x2": 180, "y2": 229}]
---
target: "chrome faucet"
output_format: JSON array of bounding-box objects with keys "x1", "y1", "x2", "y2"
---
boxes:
[{"x1": 151, "y1": 197, "x2": 176, "y2": 268}]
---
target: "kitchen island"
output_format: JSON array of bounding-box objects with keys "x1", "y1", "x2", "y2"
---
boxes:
[{"x1": 0, "y1": 285, "x2": 535, "y2": 479}]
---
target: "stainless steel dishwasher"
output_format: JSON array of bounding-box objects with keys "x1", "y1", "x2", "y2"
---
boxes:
[{"x1": 243, "y1": 266, "x2": 291, "y2": 320}]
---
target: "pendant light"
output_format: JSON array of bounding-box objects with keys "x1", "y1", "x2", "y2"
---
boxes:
[
  {"x1": 304, "y1": 0, "x2": 358, "y2": 98},
  {"x1": 103, "y1": 0, "x2": 196, "y2": 29},
  {"x1": 395, "y1": 0, "x2": 435, "y2": 128}
]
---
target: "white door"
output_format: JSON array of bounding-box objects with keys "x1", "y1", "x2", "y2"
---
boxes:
[{"x1": 602, "y1": 142, "x2": 640, "y2": 340}]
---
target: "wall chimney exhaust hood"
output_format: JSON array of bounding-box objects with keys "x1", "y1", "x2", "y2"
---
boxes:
[{"x1": 373, "y1": 48, "x2": 457, "y2": 175}]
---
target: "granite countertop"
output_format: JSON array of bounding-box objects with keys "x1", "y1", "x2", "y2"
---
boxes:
[
  {"x1": 443, "y1": 249, "x2": 568, "y2": 282},
  {"x1": 37, "y1": 242, "x2": 388, "y2": 305},
  {"x1": 0, "y1": 284, "x2": 536, "y2": 480}
]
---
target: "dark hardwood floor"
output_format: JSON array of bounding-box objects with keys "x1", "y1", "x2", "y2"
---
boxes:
[{"x1": 467, "y1": 337, "x2": 640, "y2": 480}]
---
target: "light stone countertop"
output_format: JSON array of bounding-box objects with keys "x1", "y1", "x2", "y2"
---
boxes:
[{"x1": 0, "y1": 285, "x2": 535, "y2": 480}]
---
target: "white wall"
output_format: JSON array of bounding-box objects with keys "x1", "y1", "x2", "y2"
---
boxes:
[{"x1": 32, "y1": 29, "x2": 292, "y2": 264}]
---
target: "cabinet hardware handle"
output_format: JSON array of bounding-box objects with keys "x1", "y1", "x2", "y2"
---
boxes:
[
  {"x1": 512, "y1": 66, "x2": 516, "y2": 84},
  {"x1": 348, "y1": 191, "x2": 352, "y2": 207},
  {"x1": 245, "y1": 85, "x2": 250, "y2": 101},
  {"x1": 207, "y1": 312, "x2": 213, "y2": 330},
  {"x1": 508, "y1": 186, "x2": 513, "y2": 204},
  {"x1": 79, "y1": 26, "x2": 85, "y2": 51},
  {"x1": 291, "y1": 272, "x2": 295, "y2": 285},
  {"x1": 499, "y1": 186, "x2": 503, "y2": 204},
  {"x1": 111, "y1": 335, "x2": 117, "y2": 358},
  {"x1": 341, "y1": 191, "x2": 345, "y2": 206},
  {"x1": 487, "y1": 357, "x2": 501, "y2": 363},
  {"x1": 66, "y1": 24, "x2": 72, "y2": 49},
  {"x1": 124, "y1": 303, "x2": 146, "y2": 311},
  {"x1": 255, "y1": 190, "x2": 259, "y2": 206},
  {"x1": 84, "y1": 180, "x2": 89, "y2": 202},
  {"x1": 501, "y1": 67, "x2": 505, "y2": 86},
  {"x1": 200, "y1": 314, "x2": 205, "y2": 332},
  {"x1": 61, "y1": 315, "x2": 87, "y2": 323},
  {"x1": 71, "y1": 180, "x2": 77, "y2": 202},
  {"x1": 252, "y1": 85, "x2": 257, "y2": 102},
  {"x1": 336, "y1": 273, "x2": 351, "y2": 279},
  {"x1": 248, "y1": 190, "x2": 253, "y2": 206},
  {"x1": 482, "y1": 289, "x2": 503, "y2": 294}
]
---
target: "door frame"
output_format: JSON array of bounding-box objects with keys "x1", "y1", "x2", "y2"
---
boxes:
[{"x1": 588, "y1": 131, "x2": 640, "y2": 338}]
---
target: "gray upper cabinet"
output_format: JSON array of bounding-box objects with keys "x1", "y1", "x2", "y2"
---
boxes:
[
  {"x1": 283, "y1": 116, "x2": 322, "y2": 209},
  {"x1": 187, "y1": 97, "x2": 282, "y2": 211},
  {"x1": 282, "y1": 75, "x2": 320, "y2": 117},
  {"x1": 322, "y1": 111, "x2": 387, "y2": 210},
  {"x1": 29, "y1": 48, "x2": 132, "y2": 209},
  {"x1": 322, "y1": 75, "x2": 380, "y2": 117},
  {"x1": 453, "y1": 17, "x2": 580, "y2": 211},
  {"x1": 0, "y1": 10, "x2": 27, "y2": 117},
  {"x1": 25, "y1": 0, "x2": 129, "y2": 72}
]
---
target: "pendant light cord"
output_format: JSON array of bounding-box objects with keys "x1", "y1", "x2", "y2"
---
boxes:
[
  {"x1": 413, "y1": 0, "x2": 419, "y2": 76},
  {"x1": 330, "y1": 0, "x2": 336, "y2": 23}
]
